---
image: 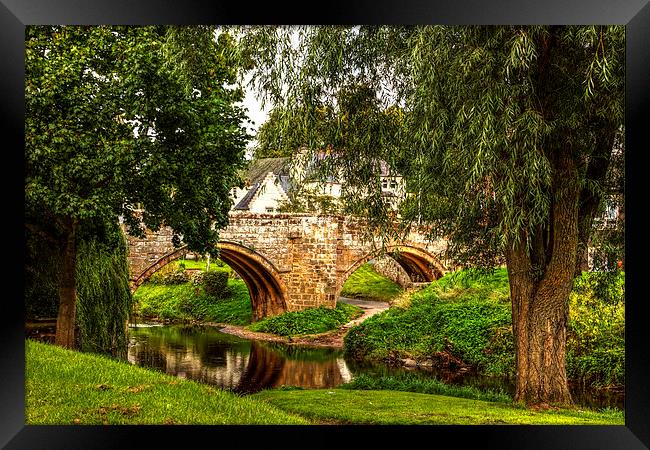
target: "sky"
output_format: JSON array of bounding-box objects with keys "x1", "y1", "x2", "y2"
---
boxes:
[{"x1": 240, "y1": 79, "x2": 268, "y2": 142}]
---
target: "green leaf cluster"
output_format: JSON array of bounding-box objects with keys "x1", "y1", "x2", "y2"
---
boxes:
[{"x1": 238, "y1": 25, "x2": 624, "y2": 269}]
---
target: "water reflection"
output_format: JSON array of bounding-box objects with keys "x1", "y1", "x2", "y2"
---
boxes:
[
  {"x1": 128, "y1": 325, "x2": 351, "y2": 393},
  {"x1": 127, "y1": 324, "x2": 623, "y2": 410}
]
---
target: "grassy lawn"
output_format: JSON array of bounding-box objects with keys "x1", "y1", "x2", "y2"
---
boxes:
[
  {"x1": 341, "y1": 263, "x2": 403, "y2": 302},
  {"x1": 25, "y1": 340, "x2": 309, "y2": 425},
  {"x1": 133, "y1": 278, "x2": 252, "y2": 325},
  {"x1": 251, "y1": 389, "x2": 624, "y2": 425},
  {"x1": 171, "y1": 258, "x2": 228, "y2": 271}
]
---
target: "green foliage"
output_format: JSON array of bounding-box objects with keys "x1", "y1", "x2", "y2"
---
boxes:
[
  {"x1": 571, "y1": 270, "x2": 625, "y2": 306},
  {"x1": 344, "y1": 278, "x2": 511, "y2": 372},
  {"x1": 567, "y1": 272, "x2": 625, "y2": 386},
  {"x1": 75, "y1": 234, "x2": 133, "y2": 359},
  {"x1": 25, "y1": 26, "x2": 250, "y2": 254},
  {"x1": 25, "y1": 218, "x2": 133, "y2": 358},
  {"x1": 248, "y1": 302, "x2": 361, "y2": 336},
  {"x1": 340, "y1": 263, "x2": 403, "y2": 302},
  {"x1": 344, "y1": 268, "x2": 624, "y2": 386},
  {"x1": 341, "y1": 373, "x2": 512, "y2": 404},
  {"x1": 25, "y1": 25, "x2": 250, "y2": 346},
  {"x1": 24, "y1": 229, "x2": 60, "y2": 320},
  {"x1": 149, "y1": 266, "x2": 190, "y2": 285},
  {"x1": 133, "y1": 278, "x2": 252, "y2": 325},
  {"x1": 202, "y1": 270, "x2": 231, "y2": 299},
  {"x1": 25, "y1": 340, "x2": 309, "y2": 425}
]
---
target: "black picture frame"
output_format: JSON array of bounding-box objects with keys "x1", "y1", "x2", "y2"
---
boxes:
[{"x1": 4, "y1": 0, "x2": 648, "y2": 448}]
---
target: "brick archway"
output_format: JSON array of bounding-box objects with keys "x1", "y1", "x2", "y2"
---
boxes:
[
  {"x1": 336, "y1": 245, "x2": 446, "y2": 297},
  {"x1": 130, "y1": 240, "x2": 288, "y2": 322}
]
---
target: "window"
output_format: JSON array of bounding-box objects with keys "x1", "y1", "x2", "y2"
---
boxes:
[
  {"x1": 390, "y1": 180, "x2": 397, "y2": 189},
  {"x1": 265, "y1": 207, "x2": 275, "y2": 213},
  {"x1": 382, "y1": 179, "x2": 388, "y2": 188},
  {"x1": 605, "y1": 204, "x2": 618, "y2": 220}
]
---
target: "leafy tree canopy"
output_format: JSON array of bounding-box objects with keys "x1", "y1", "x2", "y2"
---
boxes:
[
  {"x1": 25, "y1": 25, "x2": 250, "y2": 255},
  {"x1": 238, "y1": 25, "x2": 624, "y2": 270}
]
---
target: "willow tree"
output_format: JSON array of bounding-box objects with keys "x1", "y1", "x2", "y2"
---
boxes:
[
  {"x1": 238, "y1": 25, "x2": 624, "y2": 406},
  {"x1": 25, "y1": 26, "x2": 250, "y2": 349}
]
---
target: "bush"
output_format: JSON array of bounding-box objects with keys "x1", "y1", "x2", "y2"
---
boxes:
[
  {"x1": 203, "y1": 270, "x2": 230, "y2": 299},
  {"x1": 191, "y1": 271, "x2": 205, "y2": 285},
  {"x1": 150, "y1": 266, "x2": 189, "y2": 285}
]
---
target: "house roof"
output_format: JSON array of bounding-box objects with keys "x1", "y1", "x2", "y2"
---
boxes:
[
  {"x1": 233, "y1": 157, "x2": 291, "y2": 210},
  {"x1": 233, "y1": 181, "x2": 261, "y2": 210},
  {"x1": 242, "y1": 157, "x2": 290, "y2": 186}
]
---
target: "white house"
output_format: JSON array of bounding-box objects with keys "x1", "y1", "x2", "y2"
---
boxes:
[
  {"x1": 230, "y1": 157, "x2": 291, "y2": 214},
  {"x1": 230, "y1": 148, "x2": 406, "y2": 214}
]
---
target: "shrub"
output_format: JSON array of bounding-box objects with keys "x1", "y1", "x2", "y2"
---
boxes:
[
  {"x1": 203, "y1": 270, "x2": 230, "y2": 299},
  {"x1": 191, "y1": 271, "x2": 205, "y2": 285},
  {"x1": 150, "y1": 266, "x2": 189, "y2": 285}
]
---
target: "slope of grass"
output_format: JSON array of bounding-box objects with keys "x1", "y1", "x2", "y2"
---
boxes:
[
  {"x1": 132, "y1": 278, "x2": 252, "y2": 325},
  {"x1": 248, "y1": 302, "x2": 362, "y2": 337},
  {"x1": 344, "y1": 268, "x2": 625, "y2": 386},
  {"x1": 341, "y1": 263, "x2": 403, "y2": 302},
  {"x1": 25, "y1": 340, "x2": 309, "y2": 425},
  {"x1": 252, "y1": 389, "x2": 624, "y2": 425}
]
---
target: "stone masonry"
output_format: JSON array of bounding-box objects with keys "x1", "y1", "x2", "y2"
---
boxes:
[{"x1": 125, "y1": 212, "x2": 447, "y2": 321}]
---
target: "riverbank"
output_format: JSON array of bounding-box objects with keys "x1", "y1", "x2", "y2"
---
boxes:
[
  {"x1": 26, "y1": 339, "x2": 623, "y2": 425},
  {"x1": 344, "y1": 269, "x2": 625, "y2": 389},
  {"x1": 209, "y1": 297, "x2": 389, "y2": 348}
]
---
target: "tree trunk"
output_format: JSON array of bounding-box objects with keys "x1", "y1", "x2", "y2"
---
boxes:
[
  {"x1": 55, "y1": 220, "x2": 78, "y2": 349},
  {"x1": 508, "y1": 262, "x2": 572, "y2": 406},
  {"x1": 506, "y1": 151, "x2": 579, "y2": 407}
]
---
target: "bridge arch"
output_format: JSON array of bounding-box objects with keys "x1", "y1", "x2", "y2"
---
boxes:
[
  {"x1": 338, "y1": 245, "x2": 446, "y2": 297},
  {"x1": 130, "y1": 241, "x2": 288, "y2": 322}
]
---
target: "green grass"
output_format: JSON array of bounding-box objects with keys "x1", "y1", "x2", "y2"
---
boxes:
[
  {"x1": 341, "y1": 263, "x2": 403, "y2": 302},
  {"x1": 344, "y1": 269, "x2": 512, "y2": 373},
  {"x1": 251, "y1": 388, "x2": 624, "y2": 425},
  {"x1": 344, "y1": 268, "x2": 625, "y2": 386},
  {"x1": 132, "y1": 278, "x2": 252, "y2": 325},
  {"x1": 248, "y1": 302, "x2": 362, "y2": 337},
  {"x1": 25, "y1": 340, "x2": 309, "y2": 425},
  {"x1": 341, "y1": 373, "x2": 512, "y2": 403},
  {"x1": 172, "y1": 258, "x2": 231, "y2": 271}
]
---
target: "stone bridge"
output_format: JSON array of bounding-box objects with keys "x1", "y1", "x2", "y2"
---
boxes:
[{"x1": 125, "y1": 212, "x2": 448, "y2": 321}]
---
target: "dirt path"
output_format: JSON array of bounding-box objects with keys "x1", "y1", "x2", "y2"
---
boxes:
[{"x1": 213, "y1": 297, "x2": 389, "y2": 349}]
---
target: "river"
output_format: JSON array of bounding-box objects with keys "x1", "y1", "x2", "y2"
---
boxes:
[{"x1": 127, "y1": 323, "x2": 624, "y2": 410}]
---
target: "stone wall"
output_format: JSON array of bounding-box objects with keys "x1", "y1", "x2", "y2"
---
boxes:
[{"x1": 371, "y1": 256, "x2": 413, "y2": 289}]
